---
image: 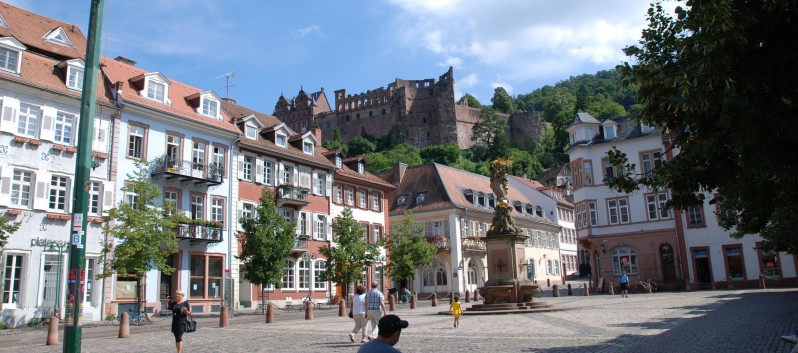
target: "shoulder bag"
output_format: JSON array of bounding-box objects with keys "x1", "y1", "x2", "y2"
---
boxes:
[{"x1": 183, "y1": 318, "x2": 197, "y2": 333}]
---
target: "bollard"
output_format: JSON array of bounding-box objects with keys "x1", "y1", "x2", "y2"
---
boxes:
[
  {"x1": 410, "y1": 294, "x2": 417, "y2": 309},
  {"x1": 552, "y1": 284, "x2": 560, "y2": 297},
  {"x1": 219, "y1": 306, "x2": 229, "y2": 327},
  {"x1": 465, "y1": 290, "x2": 470, "y2": 303},
  {"x1": 547, "y1": 278, "x2": 551, "y2": 287},
  {"x1": 46, "y1": 316, "x2": 58, "y2": 345},
  {"x1": 118, "y1": 311, "x2": 130, "y2": 338},
  {"x1": 266, "y1": 302, "x2": 275, "y2": 323},
  {"x1": 449, "y1": 292, "x2": 454, "y2": 305},
  {"x1": 473, "y1": 289, "x2": 480, "y2": 301},
  {"x1": 338, "y1": 298, "x2": 347, "y2": 317},
  {"x1": 305, "y1": 301, "x2": 314, "y2": 320},
  {"x1": 582, "y1": 283, "x2": 590, "y2": 296},
  {"x1": 567, "y1": 284, "x2": 573, "y2": 296},
  {"x1": 431, "y1": 292, "x2": 438, "y2": 307},
  {"x1": 389, "y1": 295, "x2": 396, "y2": 312}
]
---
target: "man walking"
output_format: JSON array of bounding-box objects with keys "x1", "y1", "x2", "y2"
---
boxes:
[
  {"x1": 365, "y1": 280, "x2": 387, "y2": 340},
  {"x1": 619, "y1": 272, "x2": 630, "y2": 298}
]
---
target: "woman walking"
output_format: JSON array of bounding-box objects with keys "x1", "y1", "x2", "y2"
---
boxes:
[
  {"x1": 349, "y1": 286, "x2": 369, "y2": 343},
  {"x1": 168, "y1": 290, "x2": 192, "y2": 353}
]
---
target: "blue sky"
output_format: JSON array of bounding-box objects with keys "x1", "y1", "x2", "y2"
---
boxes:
[{"x1": 9, "y1": 0, "x2": 667, "y2": 114}]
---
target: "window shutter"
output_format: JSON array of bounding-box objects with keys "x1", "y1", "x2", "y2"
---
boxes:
[
  {"x1": 236, "y1": 154, "x2": 244, "y2": 180},
  {"x1": 63, "y1": 177, "x2": 72, "y2": 212},
  {"x1": 325, "y1": 218, "x2": 331, "y2": 241},
  {"x1": 0, "y1": 96, "x2": 20, "y2": 134},
  {"x1": 325, "y1": 173, "x2": 332, "y2": 197},
  {"x1": 312, "y1": 172, "x2": 319, "y2": 195},
  {"x1": 39, "y1": 107, "x2": 57, "y2": 142},
  {"x1": 102, "y1": 181, "x2": 115, "y2": 213},
  {"x1": 275, "y1": 163, "x2": 283, "y2": 186},
  {"x1": 292, "y1": 165, "x2": 298, "y2": 185},
  {"x1": 93, "y1": 118, "x2": 109, "y2": 153},
  {"x1": 0, "y1": 166, "x2": 13, "y2": 206},
  {"x1": 236, "y1": 201, "x2": 244, "y2": 231},
  {"x1": 255, "y1": 158, "x2": 264, "y2": 184},
  {"x1": 312, "y1": 213, "x2": 319, "y2": 239},
  {"x1": 33, "y1": 172, "x2": 51, "y2": 211}
]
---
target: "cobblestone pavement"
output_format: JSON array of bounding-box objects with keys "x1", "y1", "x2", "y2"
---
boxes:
[{"x1": 1, "y1": 288, "x2": 796, "y2": 353}]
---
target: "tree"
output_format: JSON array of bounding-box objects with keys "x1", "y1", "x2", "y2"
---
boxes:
[
  {"x1": 383, "y1": 212, "x2": 436, "y2": 291},
  {"x1": 317, "y1": 207, "x2": 378, "y2": 297},
  {"x1": 101, "y1": 161, "x2": 186, "y2": 310},
  {"x1": 615, "y1": 1, "x2": 798, "y2": 253},
  {"x1": 0, "y1": 215, "x2": 20, "y2": 249},
  {"x1": 420, "y1": 142, "x2": 461, "y2": 165},
  {"x1": 364, "y1": 144, "x2": 422, "y2": 173},
  {"x1": 461, "y1": 93, "x2": 482, "y2": 108},
  {"x1": 490, "y1": 87, "x2": 517, "y2": 115},
  {"x1": 471, "y1": 107, "x2": 510, "y2": 160},
  {"x1": 584, "y1": 95, "x2": 627, "y2": 120},
  {"x1": 322, "y1": 128, "x2": 348, "y2": 153},
  {"x1": 347, "y1": 136, "x2": 377, "y2": 156},
  {"x1": 236, "y1": 188, "x2": 296, "y2": 311}
]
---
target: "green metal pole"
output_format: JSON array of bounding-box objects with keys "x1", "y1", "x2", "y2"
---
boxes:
[{"x1": 64, "y1": 1, "x2": 104, "y2": 352}]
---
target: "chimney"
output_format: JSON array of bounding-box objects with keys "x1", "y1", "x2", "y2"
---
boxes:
[
  {"x1": 311, "y1": 128, "x2": 322, "y2": 146},
  {"x1": 114, "y1": 56, "x2": 137, "y2": 66},
  {"x1": 222, "y1": 97, "x2": 236, "y2": 104},
  {"x1": 393, "y1": 162, "x2": 408, "y2": 186}
]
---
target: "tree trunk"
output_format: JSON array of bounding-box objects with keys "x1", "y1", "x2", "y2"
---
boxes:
[{"x1": 136, "y1": 277, "x2": 143, "y2": 313}]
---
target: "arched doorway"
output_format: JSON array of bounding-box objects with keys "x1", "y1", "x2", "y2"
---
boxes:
[
  {"x1": 660, "y1": 243, "x2": 677, "y2": 283},
  {"x1": 421, "y1": 259, "x2": 449, "y2": 294}
]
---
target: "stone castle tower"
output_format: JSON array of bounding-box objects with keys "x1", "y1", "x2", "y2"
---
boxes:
[{"x1": 273, "y1": 67, "x2": 543, "y2": 149}]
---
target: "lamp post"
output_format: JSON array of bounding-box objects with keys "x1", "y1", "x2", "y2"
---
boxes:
[
  {"x1": 45, "y1": 241, "x2": 69, "y2": 318},
  {"x1": 302, "y1": 253, "x2": 316, "y2": 300}
]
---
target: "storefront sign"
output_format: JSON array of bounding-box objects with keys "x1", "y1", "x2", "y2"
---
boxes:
[{"x1": 29, "y1": 238, "x2": 68, "y2": 248}]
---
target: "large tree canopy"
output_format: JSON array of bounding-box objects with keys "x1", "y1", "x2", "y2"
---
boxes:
[{"x1": 615, "y1": 0, "x2": 798, "y2": 253}]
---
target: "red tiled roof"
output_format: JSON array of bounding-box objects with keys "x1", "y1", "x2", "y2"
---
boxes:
[
  {"x1": 381, "y1": 164, "x2": 453, "y2": 215},
  {"x1": 100, "y1": 57, "x2": 240, "y2": 135},
  {"x1": 0, "y1": 2, "x2": 86, "y2": 59},
  {"x1": 331, "y1": 156, "x2": 394, "y2": 191}
]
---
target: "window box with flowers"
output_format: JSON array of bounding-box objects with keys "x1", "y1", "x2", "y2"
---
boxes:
[{"x1": 425, "y1": 234, "x2": 449, "y2": 250}]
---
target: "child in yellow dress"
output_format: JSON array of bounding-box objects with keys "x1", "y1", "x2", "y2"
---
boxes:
[{"x1": 449, "y1": 296, "x2": 462, "y2": 328}]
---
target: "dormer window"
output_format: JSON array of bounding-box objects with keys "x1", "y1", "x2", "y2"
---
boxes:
[
  {"x1": 604, "y1": 125, "x2": 616, "y2": 140},
  {"x1": 303, "y1": 141, "x2": 313, "y2": 155},
  {"x1": 201, "y1": 97, "x2": 218, "y2": 118},
  {"x1": 146, "y1": 80, "x2": 165, "y2": 102},
  {"x1": 275, "y1": 133, "x2": 287, "y2": 147},
  {"x1": 641, "y1": 122, "x2": 654, "y2": 134},
  {"x1": 245, "y1": 121, "x2": 257, "y2": 139},
  {"x1": 394, "y1": 194, "x2": 409, "y2": 206},
  {"x1": 413, "y1": 192, "x2": 429, "y2": 205},
  {"x1": 44, "y1": 28, "x2": 73, "y2": 47},
  {"x1": 335, "y1": 156, "x2": 342, "y2": 169},
  {"x1": 0, "y1": 37, "x2": 25, "y2": 74},
  {"x1": 64, "y1": 60, "x2": 84, "y2": 91},
  {"x1": 358, "y1": 162, "x2": 364, "y2": 174},
  {"x1": 0, "y1": 13, "x2": 8, "y2": 28},
  {"x1": 477, "y1": 194, "x2": 485, "y2": 207}
]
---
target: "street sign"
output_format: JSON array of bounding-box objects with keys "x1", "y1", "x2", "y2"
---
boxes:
[{"x1": 72, "y1": 233, "x2": 81, "y2": 245}]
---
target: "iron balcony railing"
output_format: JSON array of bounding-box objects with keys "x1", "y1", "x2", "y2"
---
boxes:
[
  {"x1": 151, "y1": 156, "x2": 224, "y2": 186},
  {"x1": 276, "y1": 185, "x2": 310, "y2": 207},
  {"x1": 176, "y1": 223, "x2": 223, "y2": 243},
  {"x1": 462, "y1": 237, "x2": 487, "y2": 252},
  {"x1": 424, "y1": 235, "x2": 450, "y2": 250}
]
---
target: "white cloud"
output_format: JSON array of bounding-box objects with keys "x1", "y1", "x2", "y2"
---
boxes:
[
  {"x1": 459, "y1": 73, "x2": 479, "y2": 88},
  {"x1": 441, "y1": 56, "x2": 463, "y2": 68},
  {"x1": 294, "y1": 25, "x2": 323, "y2": 38}
]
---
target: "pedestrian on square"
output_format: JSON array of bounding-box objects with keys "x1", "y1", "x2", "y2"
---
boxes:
[
  {"x1": 357, "y1": 314, "x2": 409, "y2": 353},
  {"x1": 400, "y1": 287, "x2": 411, "y2": 303},
  {"x1": 365, "y1": 280, "x2": 387, "y2": 340},
  {"x1": 168, "y1": 290, "x2": 192, "y2": 353},
  {"x1": 619, "y1": 272, "x2": 630, "y2": 298},
  {"x1": 349, "y1": 286, "x2": 369, "y2": 343},
  {"x1": 449, "y1": 295, "x2": 462, "y2": 328}
]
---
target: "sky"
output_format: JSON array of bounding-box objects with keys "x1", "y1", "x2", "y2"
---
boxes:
[{"x1": 8, "y1": 0, "x2": 669, "y2": 115}]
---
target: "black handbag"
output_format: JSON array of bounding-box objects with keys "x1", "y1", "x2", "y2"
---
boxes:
[{"x1": 183, "y1": 318, "x2": 197, "y2": 333}]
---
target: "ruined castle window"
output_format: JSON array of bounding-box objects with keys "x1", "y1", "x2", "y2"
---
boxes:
[
  {"x1": 423, "y1": 118, "x2": 426, "y2": 123},
  {"x1": 369, "y1": 111, "x2": 373, "y2": 117},
  {"x1": 345, "y1": 115, "x2": 350, "y2": 122},
  {"x1": 382, "y1": 109, "x2": 386, "y2": 115},
  {"x1": 356, "y1": 113, "x2": 360, "y2": 120},
  {"x1": 429, "y1": 89, "x2": 433, "y2": 95},
  {"x1": 427, "y1": 132, "x2": 430, "y2": 138}
]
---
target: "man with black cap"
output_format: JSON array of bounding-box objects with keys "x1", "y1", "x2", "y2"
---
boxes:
[{"x1": 357, "y1": 314, "x2": 409, "y2": 353}]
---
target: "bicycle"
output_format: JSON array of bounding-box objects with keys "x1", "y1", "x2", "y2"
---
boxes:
[
  {"x1": 112, "y1": 310, "x2": 152, "y2": 326},
  {"x1": 532, "y1": 287, "x2": 543, "y2": 298}
]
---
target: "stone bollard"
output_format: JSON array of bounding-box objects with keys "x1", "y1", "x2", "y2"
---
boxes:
[
  {"x1": 567, "y1": 284, "x2": 573, "y2": 296},
  {"x1": 219, "y1": 306, "x2": 230, "y2": 327},
  {"x1": 338, "y1": 299, "x2": 347, "y2": 317},
  {"x1": 389, "y1": 295, "x2": 396, "y2": 312},
  {"x1": 547, "y1": 278, "x2": 551, "y2": 287},
  {"x1": 266, "y1": 302, "x2": 275, "y2": 323},
  {"x1": 449, "y1": 292, "x2": 454, "y2": 305},
  {"x1": 609, "y1": 282, "x2": 615, "y2": 295},
  {"x1": 46, "y1": 316, "x2": 58, "y2": 345},
  {"x1": 305, "y1": 301, "x2": 314, "y2": 320},
  {"x1": 431, "y1": 292, "x2": 438, "y2": 307},
  {"x1": 552, "y1": 284, "x2": 560, "y2": 297},
  {"x1": 410, "y1": 294, "x2": 417, "y2": 309},
  {"x1": 118, "y1": 311, "x2": 130, "y2": 338},
  {"x1": 582, "y1": 283, "x2": 590, "y2": 296},
  {"x1": 474, "y1": 289, "x2": 480, "y2": 301},
  {"x1": 465, "y1": 290, "x2": 470, "y2": 303}
]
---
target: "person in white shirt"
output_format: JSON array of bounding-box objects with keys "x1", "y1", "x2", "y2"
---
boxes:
[{"x1": 349, "y1": 286, "x2": 369, "y2": 343}]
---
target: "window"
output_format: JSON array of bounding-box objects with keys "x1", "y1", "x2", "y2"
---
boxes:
[
  {"x1": 583, "y1": 161, "x2": 593, "y2": 185},
  {"x1": 297, "y1": 260, "x2": 310, "y2": 290},
  {"x1": 201, "y1": 97, "x2": 218, "y2": 118},
  {"x1": 346, "y1": 188, "x2": 354, "y2": 206},
  {"x1": 641, "y1": 151, "x2": 662, "y2": 177},
  {"x1": 758, "y1": 247, "x2": 780, "y2": 279},
  {"x1": 146, "y1": 80, "x2": 165, "y2": 102},
  {"x1": 358, "y1": 190, "x2": 367, "y2": 208},
  {"x1": 413, "y1": 192, "x2": 429, "y2": 205},
  {"x1": 314, "y1": 215, "x2": 327, "y2": 240},
  {"x1": 335, "y1": 185, "x2": 343, "y2": 204},
  {"x1": 611, "y1": 246, "x2": 638, "y2": 275},
  {"x1": 190, "y1": 255, "x2": 224, "y2": 299},
  {"x1": 0, "y1": 45, "x2": 20, "y2": 73},
  {"x1": 298, "y1": 166, "x2": 311, "y2": 189},
  {"x1": 127, "y1": 124, "x2": 145, "y2": 159},
  {"x1": 724, "y1": 245, "x2": 745, "y2": 280},
  {"x1": 192, "y1": 141, "x2": 206, "y2": 172},
  {"x1": 124, "y1": 184, "x2": 138, "y2": 206},
  {"x1": 394, "y1": 194, "x2": 408, "y2": 206},
  {"x1": 49, "y1": 175, "x2": 69, "y2": 211},
  {"x1": 211, "y1": 198, "x2": 224, "y2": 224},
  {"x1": 212, "y1": 145, "x2": 225, "y2": 177},
  {"x1": 371, "y1": 193, "x2": 381, "y2": 211},
  {"x1": 44, "y1": 28, "x2": 72, "y2": 46},
  {"x1": 10, "y1": 169, "x2": 32, "y2": 207},
  {"x1": 422, "y1": 259, "x2": 447, "y2": 287},
  {"x1": 687, "y1": 206, "x2": 706, "y2": 228},
  {"x1": 166, "y1": 134, "x2": 181, "y2": 164},
  {"x1": 242, "y1": 156, "x2": 253, "y2": 182},
  {"x1": 190, "y1": 194, "x2": 205, "y2": 220},
  {"x1": 335, "y1": 156, "x2": 342, "y2": 169},
  {"x1": 602, "y1": 158, "x2": 624, "y2": 182},
  {"x1": 282, "y1": 260, "x2": 295, "y2": 289},
  {"x1": 53, "y1": 111, "x2": 75, "y2": 145},
  {"x1": 3, "y1": 254, "x2": 23, "y2": 306},
  {"x1": 588, "y1": 202, "x2": 598, "y2": 226},
  {"x1": 371, "y1": 225, "x2": 382, "y2": 243},
  {"x1": 358, "y1": 163, "x2": 364, "y2": 174},
  {"x1": 245, "y1": 121, "x2": 257, "y2": 139},
  {"x1": 299, "y1": 212, "x2": 308, "y2": 236},
  {"x1": 314, "y1": 172, "x2": 326, "y2": 195},
  {"x1": 67, "y1": 66, "x2": 84, "y2": 90},
  {"x1": 607, "y1": 198, "x2": 630, "y2": 224},
  {"x1": 241, "y1": 203, "x2": 254, "y2": 221},
  {"x1": 604, "y1": 125, "x2": 616, "y2": 140},
  {"x1": 163, "y1": 190, "x2": 179, "y2": 216},
  {"x1": 282, "y1": 164, "x2": 293, "y2": 185},
  {"x1": 264, "y1": 160, "x2": 274, "y2": 185},
  {"x1": 275, "y1": 133, "x2": 287, "y2": 147},
  {"x1": 313, "y1": 261, "x2": 326, "y2": 290},
  {"x1": 88, "y1": 181, "x2": 101, "y2": 215},
  {"x1": 303, "y1": 141, "x2": 313, "y2": 154},
  {"x1": 646, "y1": 192, "x2": 670, "y2": 220},
  {"x1": 84, "y1": 258, "x2": 95, "y2": 304},
  {"x1": 17, "y1": 103, "x2": 39, "y2": 138}
]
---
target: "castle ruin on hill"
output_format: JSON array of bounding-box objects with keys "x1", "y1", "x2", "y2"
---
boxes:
[{"x1": 273, "y1": 67, "x2": 543, "y2": 150}]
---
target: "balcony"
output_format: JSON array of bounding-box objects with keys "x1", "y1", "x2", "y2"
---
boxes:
[
  {"x1": 462, "y1": 237, "x2": 487, "y2": 253},
  {"x1": 176, "y1": 221, "x2": 223, "y2": 244},
  {"x1": 151, "y1": 156, "x2": 223, "y2": 186},
  {"x1": 292, "y1": 235, "x2": 310, "y2": 253},
  {"x1": 425, "y1": 235, "x2": 450, "y2": 251},
  {"x1": 276, "y1": 185, "x2": 310, "y2": 208}
]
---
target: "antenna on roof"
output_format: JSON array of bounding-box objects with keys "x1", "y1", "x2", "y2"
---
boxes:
[{"x1": 215, "y1": 71, "x2": 236, "y2": 98}]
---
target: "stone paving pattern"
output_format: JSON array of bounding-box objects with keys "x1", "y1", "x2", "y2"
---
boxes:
[{"x1": 1, "y1": 288, "x2": 796, "y2": 352}]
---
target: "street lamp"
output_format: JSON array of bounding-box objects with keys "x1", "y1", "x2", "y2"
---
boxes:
[
  {"x1": 45, "y1": 241, "x2": 69, "y2": 318},
  {"x1": 302, "y1": 253, "x2": 316, "y2": 301}
]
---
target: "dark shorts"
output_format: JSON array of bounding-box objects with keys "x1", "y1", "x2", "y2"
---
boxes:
[
  {"x1": 173, "y1": 331, "x2": 184, "y2": 343},
  {"x1": 620, "y1": 282, "x2": 629, "y2": 290}
]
